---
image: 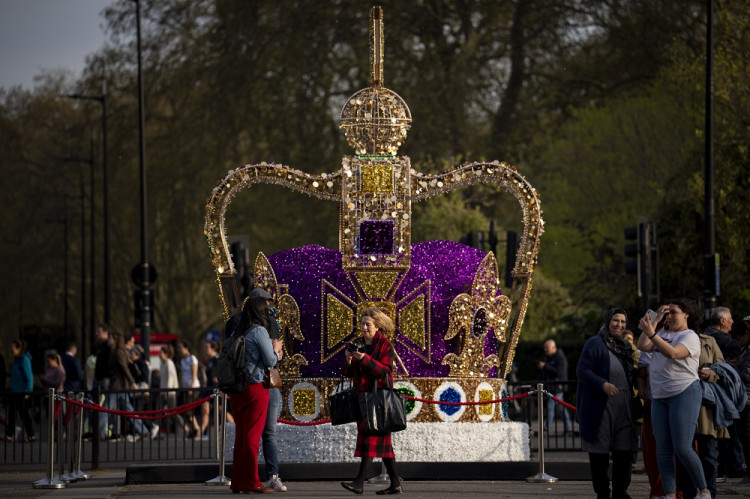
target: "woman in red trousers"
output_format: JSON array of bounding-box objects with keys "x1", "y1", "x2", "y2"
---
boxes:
[{"x1": 229, "y1": 294, "x2": 283, "y2": 494}]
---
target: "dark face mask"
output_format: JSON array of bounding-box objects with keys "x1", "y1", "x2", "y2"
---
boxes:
[{"x1": 269, "y1": 306, "x2": 278, "y2": 319}]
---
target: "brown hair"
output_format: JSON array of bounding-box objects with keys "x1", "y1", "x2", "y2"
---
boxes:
[
  {"x1": 46, "y1": 352, "x2": 62, "y2": 366},
  {"x1": 11, "y1": 339, "x2": 27, "y2": 354},
  {"x1": 361, "y1": 307, "x2": 395, "y2": 336},
  {"x1": 160, "y1": 344, "x2": 175, "y2": 359}
]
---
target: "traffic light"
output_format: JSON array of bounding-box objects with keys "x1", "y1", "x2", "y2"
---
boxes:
[
  {"x1": 133, "y1": 288, "x2": 153, "y2": 328},
  {"x1": 459, "y1": 231, "x2": 484, "y2": 250},
  {"x1": 623, "y1": 218, "x2": 658, "y2": 309},
  {"x1": 623, "y1": 225, "x2": 640, "y2": 277},
  {"x1": 229, "y1": 235, "x2": 251, "y2": 299}
]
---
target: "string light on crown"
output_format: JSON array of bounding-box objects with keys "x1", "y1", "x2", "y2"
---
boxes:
[{"x1": 204, "y1": 6, "x2": 543, "y2": 425}]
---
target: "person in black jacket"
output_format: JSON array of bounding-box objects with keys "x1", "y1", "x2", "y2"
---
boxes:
[
  {"x1": 61, "y1": 342, "x2": 84, "y2": 392},
  {"x1": 1, "y1": 350, "x2": 6, "y2": 391},
  {"x1": 704, "y1": 306, "x2": 745, "y2": 478},
  {"x1": 93, "y1": 324, "x2": 114, "y2": 440},
  {"x1": 0, "y1": 351, "x2": 5, "y2": 430},
  {"x1": 704, "y1": 306, "x2": 740, "y2": 364},
  {"x1": 539, "y1": 339, "x2": 573, "y2": 432}
]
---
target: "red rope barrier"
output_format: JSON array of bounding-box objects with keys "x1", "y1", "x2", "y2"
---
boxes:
[
  {"x1": 548, "y1": 393, "x2": 577, "y2": 411},
  {"x1": 278, "y1": 417, "x2": 331, "y2": 426},
  {"x1": 62, "y1": 394, "x2": 213, "y2": 420},
  {"x1": 402, "y1": 391, "x2": 529, "y2": 406},
  {"x1": 274, "y1": 392, "x2": 533, "y2": 425},
  {"x1": 271, "y1": 390, "x2": 579, "y2": 425}
]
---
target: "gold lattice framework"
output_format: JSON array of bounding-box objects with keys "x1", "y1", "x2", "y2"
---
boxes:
[{"x1": 203, "y1": 6, "x2": 543, "y2": 379}]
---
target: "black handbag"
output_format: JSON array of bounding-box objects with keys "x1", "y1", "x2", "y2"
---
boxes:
[
  {"x1": 328, "y1": 377, "x2": 359, "y2": 425},
  {"x1": 358, "y1": 375, "x2": 407, "y2": 435}
]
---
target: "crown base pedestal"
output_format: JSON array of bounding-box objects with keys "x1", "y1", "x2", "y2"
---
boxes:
[{"x1": 224, "y1": 421, "x2": 530, "y2": 463}]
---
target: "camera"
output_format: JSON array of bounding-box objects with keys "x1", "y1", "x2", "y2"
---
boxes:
[{"x1": 346, "y1": 341, "x2": 365, "y2": 353}]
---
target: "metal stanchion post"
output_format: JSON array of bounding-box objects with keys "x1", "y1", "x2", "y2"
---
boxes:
[
  {"x1": 61, "y1": 392, "x2": 77, "y2": 482},
  {"x1": 72, "y1": 393, "x2": 91, "y2": 480},
  {"x1": 213, "y1": 390, "x2": 220, "y2": 460},
  {"x1": 92, "y1": 385, "x2": 100, "y2": 470},
  {"x1": 526, "y1": 383, "x2": 557, "y2": 483},
  {"x1": 55, "y1": 392, "x2": 71, "y2": 484},
  {"x1": 33, "y1": 389, "x2": 67, "y2": 488},
  {"x1": 206, "y1": 392, "x2": 230, "y2": 485}
]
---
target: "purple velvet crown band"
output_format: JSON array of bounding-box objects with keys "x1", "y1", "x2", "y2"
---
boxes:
[{"x1": 268, "y1": 240, "x2": 491, "y2": 378}]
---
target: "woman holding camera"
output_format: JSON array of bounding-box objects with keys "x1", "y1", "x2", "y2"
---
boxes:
[
  {"x1": 576, "y1": 308, "x2": 638, "y2": 499},
  {"x1": 341, "y1": 307, "x2": 401, "y2": 495},
  {"x1": 638, "y1": 299, "x2": 710, "y2": 499}
]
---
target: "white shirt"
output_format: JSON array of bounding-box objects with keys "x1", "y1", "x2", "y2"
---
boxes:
[
  {"x1": 160, "y1": 358, "x2": 179, "y2": 389},
  {"x1": 649, "y1": 329, "x2": 700, "y2": 399},
  {"x1": 180, "y1": 354, "x2": 200, "y2": 388}
]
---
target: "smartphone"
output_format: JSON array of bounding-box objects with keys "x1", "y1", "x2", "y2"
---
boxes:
[{"x1": 646, "y1": 309, "x2": 657, "y2": 322}]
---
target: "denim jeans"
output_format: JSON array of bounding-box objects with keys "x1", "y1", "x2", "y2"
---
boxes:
[
  {"x1": 114, "y1": 392, "x2": 146, "y2": 436},
  {"x1": 94, "y1": 380, "x2": 114, "y2": 439},
  {"x1": 677, "y1": 434, "x2": 717, "y2": 499},
  {"x1": 262, "y1": 387, "x2": 282, "y2": 477},
  {"x1": 545, "y1": 391, "x2": 572, "y2": 431},
  {"x1": 652, "y1": 381, "x2": 706, "y2": 494}
]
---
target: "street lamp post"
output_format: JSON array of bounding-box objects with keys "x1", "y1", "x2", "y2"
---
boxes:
[
  {"x1": 133, "y1": 0, "x2": 153, "y2": 356},
  {"x1": 61, "y1": 156, "x2": 94, "y2": 361},
  {"x1": 62, "y1": 91, "x2": 110, "y2": 326},
  {"x1": 703, "y1": 0, "x2": 718, "y2": 312}
]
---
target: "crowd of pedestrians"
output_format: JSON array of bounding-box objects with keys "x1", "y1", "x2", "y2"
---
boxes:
[
  {"x1": 3, "y1": 291, "x2": 750, "y2": 499},
  {"x1": 0, "y1": 325, "x2": 225, "y2": 445},
  {"x1": 574, "y1": 302, "x2": 750, "y2": 499}
]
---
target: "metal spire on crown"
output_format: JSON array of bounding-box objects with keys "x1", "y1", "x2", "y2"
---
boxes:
[
  {"x1": 204, "y1": 5, "x2": 544, "y2": 386},
  {"x1": 339, "y1": 6, "x2": 412, "y2": 156}
]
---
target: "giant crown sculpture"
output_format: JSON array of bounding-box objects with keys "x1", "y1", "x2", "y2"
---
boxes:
[{"x1": 204, "y1": 7, "x2": 543, "y2": 424}]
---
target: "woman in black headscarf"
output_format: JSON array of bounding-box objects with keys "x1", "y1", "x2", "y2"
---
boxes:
[{"x1": 576, "y1": 308, "x2": 638, "y2": 499}]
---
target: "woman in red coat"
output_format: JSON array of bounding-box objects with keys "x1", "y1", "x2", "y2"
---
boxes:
[{"x1": 341, "y1": 307, "x2": 401, "y2": 495}]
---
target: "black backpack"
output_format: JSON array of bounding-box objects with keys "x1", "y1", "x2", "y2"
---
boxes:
[{"x1": 216, "y1": 332, "x2": 248, "y2": 394}]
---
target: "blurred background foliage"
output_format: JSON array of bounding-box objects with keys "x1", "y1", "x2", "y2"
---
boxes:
[{"x1": 1, "y1": 0, "x2": 748, "y2": 358}]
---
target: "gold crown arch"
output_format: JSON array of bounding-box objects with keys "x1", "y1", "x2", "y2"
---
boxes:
[{"x1": 204, "y1": 7, "x2": 543, "y2": 380}]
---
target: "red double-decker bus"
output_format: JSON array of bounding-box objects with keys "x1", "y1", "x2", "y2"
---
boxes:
[{"x1": 133, "y1": 333, "x2": 180, "y2": 366}]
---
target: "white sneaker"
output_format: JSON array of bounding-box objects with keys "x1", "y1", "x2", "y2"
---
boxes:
[
  {"x1": 696, "y1": 491, "x2": 711, "y2": 499},
  {"x1": 126, "y1": 434, "x2": 142, "y2": 443},
  {"x1": 267, "y1": 474, "x2": 287, "y2": 492},
  {"x1": 149, "y1": 425, "x2": 160, "y2": 439}
]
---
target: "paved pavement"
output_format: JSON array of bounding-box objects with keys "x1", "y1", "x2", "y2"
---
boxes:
[{"x1": 3, "y1": 467, "x2": 750, "y2": 498}]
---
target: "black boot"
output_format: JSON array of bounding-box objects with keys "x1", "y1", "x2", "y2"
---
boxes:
[
  {"x1": 341, "y1": 457, "x2": 372, "y2": 495},
  {"x1": 377, "y1": 457, "x2": 403, "y2": 495},
  {"x1": 340, "y1": 481, "x2": 364, "y2": 495},
  {"x1": 611, "y1": 450, "x2": 633, "y2": 499},
  {"x1": 589, "y1": 452, "x2": 611, "y2": 499}
]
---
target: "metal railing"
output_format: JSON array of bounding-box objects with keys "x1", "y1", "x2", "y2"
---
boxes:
[
  {"x1": 2, "y1": 380, "x2": 590, "y2": 468},
  {"x1": 506, "y1": 380, "x2": 580, "y2": 452},
  {"x1": 1, "y1": 387, "x2": 218, "y2": 468}
]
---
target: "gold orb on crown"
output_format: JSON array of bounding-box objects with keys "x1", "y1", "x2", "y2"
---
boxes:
[
  {"x1": 338, "y1": 6, "x2": 411, "y2": 156},
  {"x1": 339, "y1": 86, "x2": 411, "y2": 156}
]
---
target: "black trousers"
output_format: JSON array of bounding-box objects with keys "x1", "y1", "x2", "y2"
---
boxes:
[
  {"x1": 6, "y1": 395, "x2": 35, "y2": 439},
  {"x1": 589, "y1": 451, "x2": 632, "y2": 499}
]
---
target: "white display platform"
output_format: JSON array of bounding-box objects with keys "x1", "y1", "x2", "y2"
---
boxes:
[{"x1": 224, "y1": 421, "x2": 529, "y2": 463}]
